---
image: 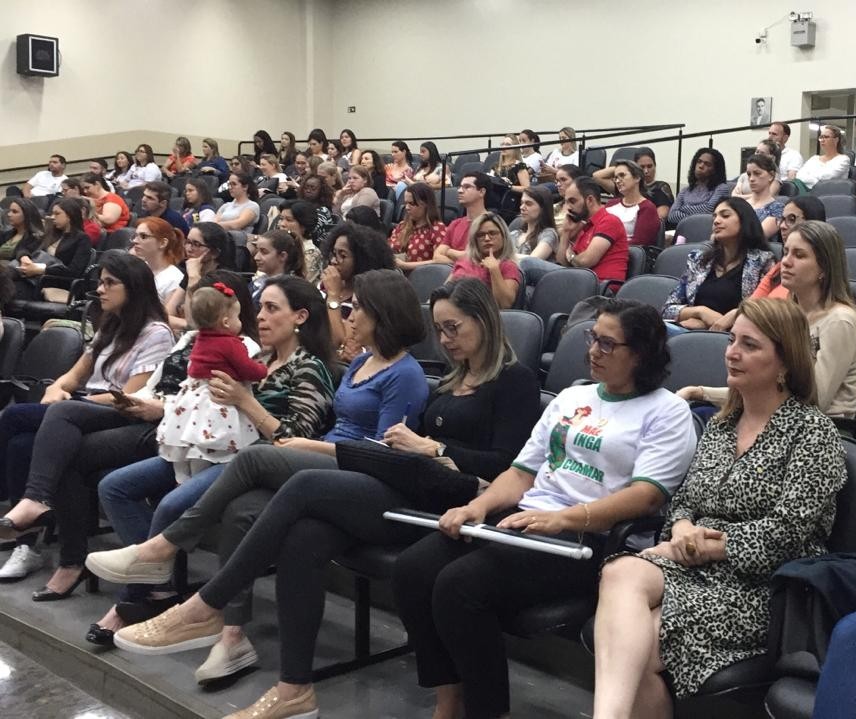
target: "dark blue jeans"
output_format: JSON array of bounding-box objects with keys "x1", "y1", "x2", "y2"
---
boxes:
[
  {"x1": 813, "y1": 612, "x2": 856, "y2": 718},
  {"x1": 0, "y1": 403, "x2": 49, "y2": 502}
]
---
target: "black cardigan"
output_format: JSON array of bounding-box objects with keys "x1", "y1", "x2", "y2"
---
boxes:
[{"x1": 420, "y1": 361, "x2": 541, "y2": 480}]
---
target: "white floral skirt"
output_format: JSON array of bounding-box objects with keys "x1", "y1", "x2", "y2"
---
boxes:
[{"x1": 157, "y1": 378, "x2": 259, "y2": 465}]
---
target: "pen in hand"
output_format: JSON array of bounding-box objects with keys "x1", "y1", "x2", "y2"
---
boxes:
[{"x1": 401, "y1": 402, "x2": 412, "y2": 425}]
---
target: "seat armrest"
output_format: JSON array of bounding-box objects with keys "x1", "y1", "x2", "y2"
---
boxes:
[{"x1": 604, "y1": 515, "x2": 665, "y2": 556}]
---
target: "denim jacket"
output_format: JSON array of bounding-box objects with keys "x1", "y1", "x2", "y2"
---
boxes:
[{"x1": 661, "y1": 247, "x2": 775, "y2": 321}]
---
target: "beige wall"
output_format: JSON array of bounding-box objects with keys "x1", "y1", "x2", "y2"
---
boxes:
[
  {"x1": 4, "y1": 0, "x2": 856, "y2": 187},
  {"x1": 325, "y1": 0, "x2": 856, "y2": 186},
  {"x1": 0, "y1": 0, "x2": 332, "y2": 176}
]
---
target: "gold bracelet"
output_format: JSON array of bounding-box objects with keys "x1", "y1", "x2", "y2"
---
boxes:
[
  {"x1": 253, "y1": 412, "x2": 270, "y2": 429},
  {"x1": 578, "y1": 503, "x2": 591, "y2": 545}
]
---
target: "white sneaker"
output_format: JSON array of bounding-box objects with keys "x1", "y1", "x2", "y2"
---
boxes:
[
  {"x1": 195, "y1": 635, "x2": 259, "y2": 684},
  {"x1": 0, "y1": 545, "x2": 44, "y2": 581}
]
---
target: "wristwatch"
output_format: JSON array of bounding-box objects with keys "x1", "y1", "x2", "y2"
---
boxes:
[
  {"x1": 435, "y1": 442, "x2": 447, "y2": 457},
  {"x1": 327, "y1": 300, "x2": 341, "y2": 310}
]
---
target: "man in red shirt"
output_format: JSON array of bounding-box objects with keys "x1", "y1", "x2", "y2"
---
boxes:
[
  {"x1": 433, "y1": 172, "x2": 490, "y2": 264},
  {"x1": 556, "y1": 177, "x2": 628, "y2": 283}
]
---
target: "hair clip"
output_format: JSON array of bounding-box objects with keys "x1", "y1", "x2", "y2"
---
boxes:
[{"x1": 213, "y1": 282, "x2": 235, "y2": 297}]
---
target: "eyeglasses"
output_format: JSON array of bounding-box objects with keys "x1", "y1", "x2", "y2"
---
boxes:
[
  {"x1": 185, "y1": 239, "x2": 207, "y2": 249},
  {"x1": 98, "y1": 277, "x2": 123, "y2": 289},
  {"x1": 134, "y1": 232, "x2": 155, "y2": 241},
  {"x1": 584, "y1": 329, "x2": 628, "y2": 355},
  {"x1": 475, "y1": 230, "x2": 502, "y2": 240},
  {"x1": 779, "y1": 214, "x2": 802, "y2": 227},
  {"x1": 433, "y1": 320, "x2": 464, "y2": 339}
]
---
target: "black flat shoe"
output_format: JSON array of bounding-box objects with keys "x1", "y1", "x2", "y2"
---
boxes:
[
  {"x1": 85, "y1": 623, "x2": 115, "y2": 647},
  {"x1": 32, "y1": 567, "x2": 91, "y2": 602},
  {"x1": 115, "y1": 595, "x2": 181, "y2": 625},
  {"x1": 0, "y1": 510, "x2": 55, "y2": 540}
]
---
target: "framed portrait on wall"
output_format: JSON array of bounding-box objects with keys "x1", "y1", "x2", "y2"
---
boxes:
[{"x1": 750, "y1": 97, "x2": 772, "y2": 127}]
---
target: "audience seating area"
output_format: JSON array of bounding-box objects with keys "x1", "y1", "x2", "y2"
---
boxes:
[{"x1": 5, "y1": 126, "x2": 856, "y2": 718}]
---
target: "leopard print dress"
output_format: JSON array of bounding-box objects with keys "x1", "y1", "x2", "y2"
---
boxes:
[{"x1": 631, "y1": 397, "x2": 845, "y2": 697}]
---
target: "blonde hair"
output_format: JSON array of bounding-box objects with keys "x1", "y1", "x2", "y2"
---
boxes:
[
  {"x1": 497, "y1": 134, "x2": 523, "y2": 168},
  {"x1": 788, "y1": 220, "x2": 855, "y2": 310},
  {"x1": 718, "y1": 298, "x2": 817, "y2": 418},
  {"x1": 466, "y1": 212, "x2": 515, "y2": 264}
]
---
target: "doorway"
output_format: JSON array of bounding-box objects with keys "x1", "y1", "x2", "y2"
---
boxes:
[{"x1": 800, "y1": 89, "x2": 856, "y2": 159}]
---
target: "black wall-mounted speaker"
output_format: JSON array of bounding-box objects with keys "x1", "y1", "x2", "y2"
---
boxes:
[{"x1": 16, "y1": 34, "x2": 59, "y2": 77}]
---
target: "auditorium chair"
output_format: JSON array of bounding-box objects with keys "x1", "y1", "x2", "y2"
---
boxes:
[
  {"x1": 654, "y1": 243, "x2": 708, "y2": 278},
  {"x1": 614, "y1": 275, "x2": 680, "y2": 310},
  {"x1": 662, "y1": 330, "x2": 730, "y2": 393},
  {"x1": 809, "y1": 179, "x2": 856, "y2": 196},
  {"x1": 499, "y1": 310, "x2": 543, "y2": 375},
  {"x1": 818, "y1": 195, "x2": 856, "y2": 219},
  {"x1": 674, "y1": 214, "x2": 714, "y2": 244},
  {"x1": 828, "y1": 216, "x2": 856, "y2": 248},
  {"x1": 407, "y1": 263, "x2": 452, "y2": 303}
]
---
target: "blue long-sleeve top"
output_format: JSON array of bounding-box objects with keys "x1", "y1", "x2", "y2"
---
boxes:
[{"x1": 324, "y1": 352, "x2": 428, "y2": 442}]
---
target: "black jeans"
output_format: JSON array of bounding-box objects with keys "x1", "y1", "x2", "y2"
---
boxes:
[
  {"x1": 25, "y1": 400, "x2": 140, "y2": 506},
  {"x1": 54, "y1": 422, "x2": 157, "y2": 566},
  {"x1": 391, "y1": 513, "x2": 604, "y2": 719},
  {"x1": 197, "y1": 467, "x2": 423, "y2": 684}
]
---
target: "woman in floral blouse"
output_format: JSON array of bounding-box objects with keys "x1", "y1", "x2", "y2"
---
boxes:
[{"x1": 389, "y1": 182, "x2": 447, "y2": 272}]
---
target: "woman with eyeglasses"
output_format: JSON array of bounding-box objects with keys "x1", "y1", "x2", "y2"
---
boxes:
[
  {"x1": 321, "y1": 221, "x2": 397, "y2": 362},
  {"x1": 123, "y1": 144, "x2": 162, "y2": 190},
  {"x1": 81, "y1": 273, "x2": 336, "y2": 648},
  {"x1": 449, "y1": 212, "x2": 520, "y2": 309},
  {"x1": 593, "y1": 298, "x2": 844, "y2": 719},
  {"x1": 215, "y1": 172, "x2": 261, "y2": 233},
  {"x1": 87, "y1": 271, "x2": 430, "y2": 681},
  {"x1": 795, "y1": 124, "x2": 851, "y2": 190},
  {"x1": 540, "y1": 126, "x2": 580, "y2": 181},
  {"x1": 87, "y1": 280, "x2": 536, "y2": 712},
  {"x1": 129, "y1": 216, "x2": 186, "y2": 305},
  {"x1": 601, "y1": 160, "x2": 660, "y2": 247},
  {"x1": 0, "y1": 252, "x2": 174, "y2": 585},
  {"x1": 394, "y1": 298, "x2": 697, "y2": 719},
  {"x1": 167, "y1": 223, "x2": 236, "y2": 332}
]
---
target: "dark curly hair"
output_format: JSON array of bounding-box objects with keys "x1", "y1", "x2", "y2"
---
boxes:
[
  {"x1": 687, "y1": 147, "x2": 727, "y2": 190},
  {"x1": 323, "y1": 221, "x2": 396, "y2": 276},
  {"x1": 596, "y1": 298, "x2": 670, "y2": 394}
]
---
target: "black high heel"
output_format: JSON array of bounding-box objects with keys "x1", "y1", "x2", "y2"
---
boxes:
[
  {"x1": 32, "y1": 567, "x2": 91, "y2": 602},
  {"x1": 0, "y1": 509, "x2": 55, "y2": 540}
]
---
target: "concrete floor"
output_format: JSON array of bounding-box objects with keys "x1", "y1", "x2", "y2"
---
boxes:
[{"x1": 0, "y1": 531, "x2": 597, "y2": 719}]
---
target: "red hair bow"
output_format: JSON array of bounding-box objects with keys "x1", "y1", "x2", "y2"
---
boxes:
[{"x1": 213, "y1": 282, "x2": 235, "y2": 297}]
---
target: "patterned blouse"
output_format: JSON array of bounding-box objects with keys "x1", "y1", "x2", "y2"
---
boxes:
[
  {"x1": 389, "y1": 221, "x2": 447, "y2": 261},
  {"x1": 640, "y1": 397, "x2": 845, "y2": 696},
  {"x1": 156, "y1": 338, "x2": 334, "y2": 441},
  {"x1": 254, "y1": 346, "x2": 335, "y2": 441}
]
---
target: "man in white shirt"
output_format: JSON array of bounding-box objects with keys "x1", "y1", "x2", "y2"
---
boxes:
[
  {"x1": 23, "y1": 154, "x2": 68, "y2": 197},
  {"x1": 768, "y1": 122, "x2": 804, "y2": 181}
]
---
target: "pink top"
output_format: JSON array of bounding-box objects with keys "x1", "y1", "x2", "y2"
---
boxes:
[{"x1": 450, "y1": 257, "x2": 520, "y2": 288}]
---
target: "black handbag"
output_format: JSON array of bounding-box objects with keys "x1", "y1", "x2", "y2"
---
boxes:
[{"x1": 335, "y1": 439, "x2": 479, "y2": 514}]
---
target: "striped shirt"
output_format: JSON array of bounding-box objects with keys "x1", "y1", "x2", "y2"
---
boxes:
[{"x1": 85, "y1": 321, "x2": 175, "y2": 392}]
